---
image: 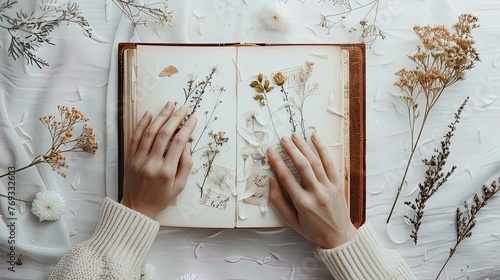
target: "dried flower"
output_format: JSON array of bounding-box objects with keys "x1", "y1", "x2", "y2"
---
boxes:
[
  {"x1": 249, "y1": 73, "x2": 279, "y2": 137},
  {"x1": 198, "y1": 131, "x2": 229, "y2": 198},
  {"x1": 318, "y1": 0, "x2": 384, "y2": 44},
  {"x1": 260, "y1": 1, "x2": 294, "y2": 32},
  {"x1": 31, "y1": 191, "x2": 65, "y2": 222},
  {"x1": 404, "y1": 97, "x2": 468, "y2": 244},
  {"x1": 273, "y1": 72, "x2": 287, "y2": 86},
  {"x1": 387, "y1": 14, "x2": 480, "y2": 223},
  {"x1": 0, "y1": 105, "x2": 98, "y2": 179},
  {"x1": 112, "y1": 0, "x2": 173, "y2": 27},
  {"x1": 435, "y1": 178, "x2": 500, "y2": 279},
  {"x1": 0, "y1": 0, "x2": 93, "y2": 68}
]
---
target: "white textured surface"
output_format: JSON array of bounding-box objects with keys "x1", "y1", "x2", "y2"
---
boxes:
[{"x1": 1, "y1": 0, "x2": 500, "y2": 279}]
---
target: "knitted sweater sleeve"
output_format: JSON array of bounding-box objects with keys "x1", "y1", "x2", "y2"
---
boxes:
[
  {"x1": 49, "y1": 198, "x2": 159, "y2": 280},
  {"x1": 317, "y1": 222, "x2": 416, "y2": 280}
]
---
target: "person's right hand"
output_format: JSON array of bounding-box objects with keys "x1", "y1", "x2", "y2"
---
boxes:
[
  {"x1": 121, "y1": 101, "x2": 197, "y2": 219},
  {"x1": 266, "y1": 132, "x2": 357, "y2": 249}
]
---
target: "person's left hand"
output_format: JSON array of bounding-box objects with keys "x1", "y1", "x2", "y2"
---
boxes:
[{"x1": 120, "y1": 102, "x2": 197, "y2": 218}]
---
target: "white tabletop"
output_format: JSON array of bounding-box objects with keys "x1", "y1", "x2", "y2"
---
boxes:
[{"x1": 1, "y1": 1, "x2": 500, "y2": 279}]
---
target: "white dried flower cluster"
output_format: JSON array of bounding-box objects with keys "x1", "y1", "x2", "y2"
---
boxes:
[
  {"x1": 260, "y1": 1, "x2": 294, "y2": 32},
  {"x1": 31, "y1": 191, "x2": 65, "y2": 222}
]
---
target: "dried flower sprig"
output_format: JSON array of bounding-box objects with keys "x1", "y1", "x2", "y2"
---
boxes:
[
  {"x1": 387, "y1": 14, "x2": 480, "y2": 223},
  {"x1": 0, "y1": 0, "x2": 93, "y2": 68},
  {"x1": 274, "y1": 71, "x2": 297, "y2": 133},
  {"x1": 250, "y1": 73, "x2": 279, "y2": 138},
  {"x1": 292, "y1": 61, "x2": 320, "y2": 141},
  {"x1": 112, "y1": 0, "x2": 173, "y2": 27},
  {"x1": 404, "y1": 97, "x2": 468, "y2": 244},
  {"x1": 435, "y1": 179, "x2": 500, "y2": 279},
  {"x1": 190, "y1": 85, "x2": 227, "y2": 155},
  {"x1": 198, "y1": 130, "x2": 229, "y2": 198},
  {"x1": 183, "y1": 66, "x2": 219, "y2": 119},
  {"x1": 0, "y1": 105, "x2": 98, "y2": 179},
  {"x1": 317, "y1": 0, "x2": 384, "y2": 45}
]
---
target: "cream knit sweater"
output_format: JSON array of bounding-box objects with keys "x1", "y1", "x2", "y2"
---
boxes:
[{"x1": 50, "y1": 198, "x2": 416, "y2": 279}]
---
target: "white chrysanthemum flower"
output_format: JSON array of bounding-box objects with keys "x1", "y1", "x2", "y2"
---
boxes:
[
  {"x1": 142, "y1": 264, "x2": 156, "y2": 280},
  {"x1": 260, "y1": 1, "x2": 294, "y2": 32},
  {"x1": 31, "y1": 191, "x2": 65, "y2": 222}
]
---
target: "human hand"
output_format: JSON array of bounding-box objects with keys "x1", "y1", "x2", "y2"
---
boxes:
[
  {"x1": 120, "y1": 101, "x2": 197, "y2": 218},
  {"x1": 266, "y1": 132, "x2": 357, "y2": 249}
]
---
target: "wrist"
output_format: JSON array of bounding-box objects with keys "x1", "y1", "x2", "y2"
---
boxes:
[
  {"x1": 322, "y1": 224, "x2": 357, "y2": 249},
  {"x1": 120, "y1": 199, "x2": 158, "y2": 219}
]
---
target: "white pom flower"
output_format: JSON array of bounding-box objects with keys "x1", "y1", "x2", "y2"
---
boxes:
[
  {"x1": 260, "y1": 1, "x2": 294, "y2": 32},
  {"x1": 31, "y1": 191, "x2": 65, "y2": 222}
]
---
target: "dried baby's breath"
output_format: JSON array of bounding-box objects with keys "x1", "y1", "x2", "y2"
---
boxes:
[
  {"x1": 0, "y1": 105, "x2": 98, "y2": 179},
  {"x1": 387, "y1": 14, "x2": 480, "y2": 223}
]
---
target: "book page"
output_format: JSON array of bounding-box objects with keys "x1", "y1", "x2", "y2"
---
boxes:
[
  {"x1": 235, "y1": 45, "x2": 345, "y2": 227},
  {"x1": 135, "y1": 45, "x2": 238, "y2": 227}
]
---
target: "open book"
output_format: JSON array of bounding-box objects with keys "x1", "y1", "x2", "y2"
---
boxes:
[{"x1": 118, "y1": 43, "x2": 365, "y2": 228}]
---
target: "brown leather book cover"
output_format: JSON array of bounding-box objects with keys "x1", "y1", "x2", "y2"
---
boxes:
[{"x1": 118, "y1": 43, "x2": 365, "y2": 228}]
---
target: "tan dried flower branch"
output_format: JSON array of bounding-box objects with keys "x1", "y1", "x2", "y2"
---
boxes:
[
  {"x1": 387, "y1": 14, "x2": 480, "y2": 223},
  {"x1": 404, "y1": 97, "x2": 468, "y2": 244},
  {"x1": 435, "y1": 179, "x2": 500, "y2": 279},
  {"x1": 0, "y1": 105, "x2": 98, "y2": 179}
]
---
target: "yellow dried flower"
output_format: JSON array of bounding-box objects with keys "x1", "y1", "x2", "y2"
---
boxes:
[
  {"x1": 11, "y1": 105, "x2": 98, "y2": 178},
  {"x1": 273, "y1": 72, "x2": 287, "y2": 86}
]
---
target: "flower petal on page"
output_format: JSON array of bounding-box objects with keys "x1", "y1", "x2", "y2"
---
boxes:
[
  {"x1": 237, "y1": 202, "x2": 247, "y2": 220},
  {"x1": 237, "y1": 125, "x2": 262, "y2": 146},
  {"x1": 239, "y1": 186, "x2": 256, "y2": 201},
  {"x1": 259, "y1": 199, "x2": 268, "y2": 214}
]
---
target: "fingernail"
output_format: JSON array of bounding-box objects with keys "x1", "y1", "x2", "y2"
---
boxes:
[
  {"x1": 281, "y1": 136, "x2": 291, "y2": 143},
  {"x1": 165, "y1": 101, "x2": 173, "y2": 109},
  {"x1": 267, "y1": 146, "x2": 277, "y2": 154},
  {"x1": 142, "y1": 111, "x2": 150, "y2": 118},
  {"x1": 311, "y1": 132, "x2": 318, "y2": 141},
  {"x1": 291, "y1": 132, "x2": 300, "y2": 140},
  {"x1": 179, "y1": 105, "x2": 188, "y2": 112},
  {"x1": 189, "y1": 114, "x2": 197, "y2": 122}
]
